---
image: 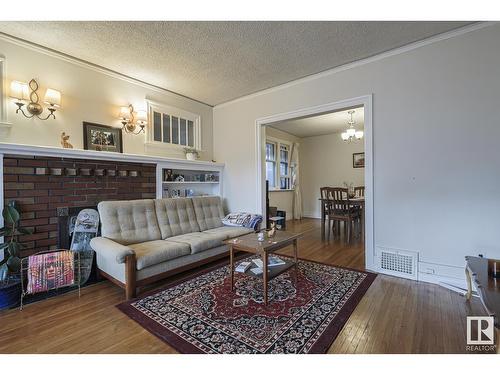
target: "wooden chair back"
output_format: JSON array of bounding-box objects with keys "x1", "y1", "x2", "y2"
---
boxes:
[
  {"x1": 327, "y1": 187, "x2": 350, "y2": 215},
  {"x1": 320, "y1": 187, "x2": 331, "y2": 214},
  {"x1": 354, "y1": 186, "x2": 365, "y2": 197},
  {"x1": 320, "y1": 187, "x2": 330, "y2": 200}
]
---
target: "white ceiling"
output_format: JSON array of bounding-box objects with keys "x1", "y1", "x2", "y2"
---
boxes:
[
  {"x1": 0, "y1": 21, "x2": 471, "y2": 106},
  {"x1": 269, "y1": 106, "x2": 364, "y2": 138}
]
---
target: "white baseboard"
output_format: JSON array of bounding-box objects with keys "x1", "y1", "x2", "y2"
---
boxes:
[
  {"x1": 418, "y1": 272, "x2": 469, "y2": 290},
  {"x1": 417, "y1": 260, "x2": 478, "y2": 294},
  {"x1": 302, "y1": 212, "x2": 321, "y2": 219},
  {"x1": 374, "y1": 256, "x2": 472, "y2": 294}
]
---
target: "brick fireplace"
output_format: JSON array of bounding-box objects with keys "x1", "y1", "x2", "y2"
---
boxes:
[{"x1": 3, "y1": 154, "x2": 156, "y2": 257}]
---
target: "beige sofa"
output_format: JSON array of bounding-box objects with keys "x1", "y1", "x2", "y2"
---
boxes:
[{"x1": 90, "y1": 196, "x2": 254, "y2": 299}]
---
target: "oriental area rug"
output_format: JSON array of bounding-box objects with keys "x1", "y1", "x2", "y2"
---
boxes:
[{"x1": 117, "y1": 256, "x2": 376, "y2": 354}]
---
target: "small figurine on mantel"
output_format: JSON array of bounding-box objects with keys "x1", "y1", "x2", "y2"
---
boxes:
[{"x1": 60, "y1": 132, "x2": 73, "y2": 149}]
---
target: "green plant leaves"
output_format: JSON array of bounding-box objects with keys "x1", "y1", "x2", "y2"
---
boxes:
[
  {"x1": 17, "y1": 227, "x2": 32, "y2": 235},
  {"x1": 8, "y1": 242, "x2": 20, "y2": 257},
  {"x1": 3, "y1": 205, "x2": 20, "y2": 225},
  {"x1": 6, "y1": 256, "x2": 20, "y2": 273},
  {"x1": 0, "y1": 201, "x2": 28, "y2": 278}
]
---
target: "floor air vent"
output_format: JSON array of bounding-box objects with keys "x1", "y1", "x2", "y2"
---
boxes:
[{"x1": 377, "y1": 247, "x2": 418, "y2": 280}]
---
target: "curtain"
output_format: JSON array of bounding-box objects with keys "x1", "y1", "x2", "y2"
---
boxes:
[{"x1": 290, "y1": 142, "x2": 302, "y2": 220}]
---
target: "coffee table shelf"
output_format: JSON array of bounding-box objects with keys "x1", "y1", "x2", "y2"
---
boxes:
[
  {"x1": 242, "y1": 260, "x2": 296, "y2": 280},
  {"x1": 224, "y1": 231, "x2": 302, "y2": 305}
]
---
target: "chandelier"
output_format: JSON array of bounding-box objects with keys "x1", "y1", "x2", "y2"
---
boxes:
[{"x1": 341, "y1": 110, "x2": 363, "y2": 142}]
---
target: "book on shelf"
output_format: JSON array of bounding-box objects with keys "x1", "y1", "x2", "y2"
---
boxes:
[
  {"x1": 235, "y1": 261, "x2": 252, "y2": 273},
  {"x1": 252, "y1": 257, "x2": 286, "y2": 269},
  {"x1": 252, "y1": 259, "x2": 263, "y2": 268},
  {"x1": 268, "y1": 256, "x2": 286, "y2": 267},
  {"x1": 250, "y1": 267, "x2": 263, "y2": 275}
]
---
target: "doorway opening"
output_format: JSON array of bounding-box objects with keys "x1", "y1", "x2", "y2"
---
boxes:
[{"x1": 255, "y1": 96, "x2": 374, "y2": 271}]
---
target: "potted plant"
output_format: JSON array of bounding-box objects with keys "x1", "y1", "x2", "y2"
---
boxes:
[
  {"x1": 0, "y1": 201, "x2": 31, "y2": 310},
  {"x1": 184, "y1": 147, "x2": 200, "y2": 161}
]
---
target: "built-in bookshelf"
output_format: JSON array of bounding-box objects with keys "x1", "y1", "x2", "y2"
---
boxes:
[{"x1": 156, "y1": 160, "x2": 224, "y2": 198}]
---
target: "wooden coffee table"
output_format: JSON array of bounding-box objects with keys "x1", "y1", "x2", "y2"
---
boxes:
[{"x1": 224, "y1": 231, "x2": 302, "y2": 305}]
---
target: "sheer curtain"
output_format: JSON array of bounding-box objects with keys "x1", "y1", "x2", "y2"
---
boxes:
[{"x1": 290, "y1": 142, "x2": 302, "y2": 220}]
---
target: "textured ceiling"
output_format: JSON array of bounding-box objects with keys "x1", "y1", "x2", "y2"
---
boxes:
[
  {"x1": 269, "y1": 107, "x2": 364, "y2": 138},
  {"x1": 0, "y1": 21, "x2": 471, "y2": 106}
]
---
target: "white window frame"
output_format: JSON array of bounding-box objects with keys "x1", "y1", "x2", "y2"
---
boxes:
[
  {"x1": 145, "y1": 99, "x2": 201, "y2": 151},
  {"x1": 265, "y1": 140, "x2": 277, "y2": 189},
  {"x1": 279, "y1": 143, "x2": 291, "y2": 190},
  {"x1": 266, "y1": 136, "x2": 293, "y2": 191}
]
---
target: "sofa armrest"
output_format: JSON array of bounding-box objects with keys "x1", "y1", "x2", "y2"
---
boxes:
[{"x1": 90, "y1": 237, "x2": 135, "y2": 264}]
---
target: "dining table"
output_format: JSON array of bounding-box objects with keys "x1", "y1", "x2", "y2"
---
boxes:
[{"x1": 318, "y1": 197, "x2": 365, "y2": 240}]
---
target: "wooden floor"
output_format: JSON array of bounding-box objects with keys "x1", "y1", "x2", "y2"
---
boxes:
[{"x1": 0, "y1": 218, "x2": 485, "y2": 353}]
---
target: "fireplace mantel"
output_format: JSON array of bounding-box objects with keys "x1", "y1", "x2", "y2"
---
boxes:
[
  {"x1": 0, "y1": 142, "x2": 224, "y2": 168},
  {"x1": 0, "y1": 143, "x2": 225, "y2": 256}
]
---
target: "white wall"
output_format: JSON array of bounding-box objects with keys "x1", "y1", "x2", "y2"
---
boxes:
[
  {"x1": 213, "y1": 23, "x2": 500, "y2": 285},
  {"x1": 0, "y1": 37, "x2": 214, "y2": 160},
  {"x1": 266, "y1": 126, "x2": 300, "y2": 220},
  {"x1": 301, "y1": 132, "x2": 364, "y2": 218}
]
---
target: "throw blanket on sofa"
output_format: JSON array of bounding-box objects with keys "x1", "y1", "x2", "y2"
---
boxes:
[{"x1": 223, "y1": 213, "x2": 262, "y2": 230}]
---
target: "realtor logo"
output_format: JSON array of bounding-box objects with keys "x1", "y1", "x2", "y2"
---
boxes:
[{"x1": 467, "y1": 316, "x2": 494, "y2": 345}]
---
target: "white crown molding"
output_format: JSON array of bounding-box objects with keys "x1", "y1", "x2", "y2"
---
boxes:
[
  {"x1": 0, "y1": 142, "x2": 224, "y2": 167},
  {"x1": 0, "y1": 32, "x2": 213, "y2": 108},
  {"x1": 215, "y1": 21, "x2": 496, "y2": 109}
]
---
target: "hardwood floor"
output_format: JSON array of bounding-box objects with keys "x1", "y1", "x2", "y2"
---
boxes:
[{"x1": 0, "y1": 218, "x2": 485, "y2": 353}]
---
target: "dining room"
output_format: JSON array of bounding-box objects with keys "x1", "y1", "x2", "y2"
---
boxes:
[{"x1": 264, "y1": 104, "x2": 366, "y2": 264}]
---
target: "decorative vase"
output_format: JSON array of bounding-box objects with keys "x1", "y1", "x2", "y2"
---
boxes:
[
  {"x1": 186, "y1": 153, "x2": 197, "y2": 161},
  {"x1": 348, "y1": 186, "x2": 356, "y2": 198},
  {"x1": 0, "y1": 278, "x2": 21, "y2": 310}
]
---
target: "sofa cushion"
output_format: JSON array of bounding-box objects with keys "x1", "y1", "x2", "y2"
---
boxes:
[
  {"x1": 191, "y1": 196, "x2": 225, "y2": 231},
  {"x1": 165, "y1": 232, "x2": 223, "y2": 254},
  {"x1": 98, "y1": 199, "x2": 161, "y2": 245},
  {"x1": 154, "y1": 198, "x2": 201, "y2": 239},
  {"x1": 204, "y1": 226, "x2": 254, "y2": 240},
  {"x1": 129, "y1": 240, "x2": 191, "y2": 270}
]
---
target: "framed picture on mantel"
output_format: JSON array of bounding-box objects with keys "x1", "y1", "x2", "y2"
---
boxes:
[
  {"x1": 83, "y1": 122, "x2": 123, "y2": 153},
  {"x1": 353, "y1": 152, "x2": 365, "y2": 168}
]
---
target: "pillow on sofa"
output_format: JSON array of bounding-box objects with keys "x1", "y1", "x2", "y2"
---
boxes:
[{"x1": 222, "y1": 212, "x2": 263, "y2": 230}]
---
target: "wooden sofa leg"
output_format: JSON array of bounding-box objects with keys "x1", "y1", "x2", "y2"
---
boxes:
[{"x1": 125, "y1": 254, "x2": 137, "y2": 300}]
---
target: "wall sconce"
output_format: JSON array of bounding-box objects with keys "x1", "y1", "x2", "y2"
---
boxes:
[
  {"x1": 10, "y1": 79, "x2": 61, "y2": 120},
  {"x1": 119, "y1": 104, "x2": 147, "y2": 135}
]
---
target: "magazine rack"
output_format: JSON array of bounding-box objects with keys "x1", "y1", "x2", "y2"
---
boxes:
[{"x1": 19, "y1": 249, "x2": 93, "y2": 310}]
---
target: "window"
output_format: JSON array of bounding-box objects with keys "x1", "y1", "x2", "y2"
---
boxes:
[
  {"x1": 265, "y1": 138, "x2": 292, "y2": 190},
  {"x1": 266, "y1": 142, "x2": 276, "y2": 188},
  {"x1": 147, "y1": 101, "x2": 200, "y2": 149},
  {"x1": 279, "y1": 144, "x2": 290, "y2": 189}
]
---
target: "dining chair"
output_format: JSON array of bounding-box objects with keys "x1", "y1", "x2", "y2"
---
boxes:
[
  {"x1": 320, "y1": 186, "x2": 331, "y2": 231},
  {"x1": 354, "y1": 186, "x2": 365, "y2": 197},
  {"x1": 326, "y1": 187, "x2": 361, "y2": 244}
]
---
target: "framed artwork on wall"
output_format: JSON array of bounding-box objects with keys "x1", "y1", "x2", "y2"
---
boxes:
[
  {"x1": 83, "y1": 122, "x2": 123, "y2": 153},
  {"x1": 353, "y1": 152, "x2": 365, "y2": 168}
]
